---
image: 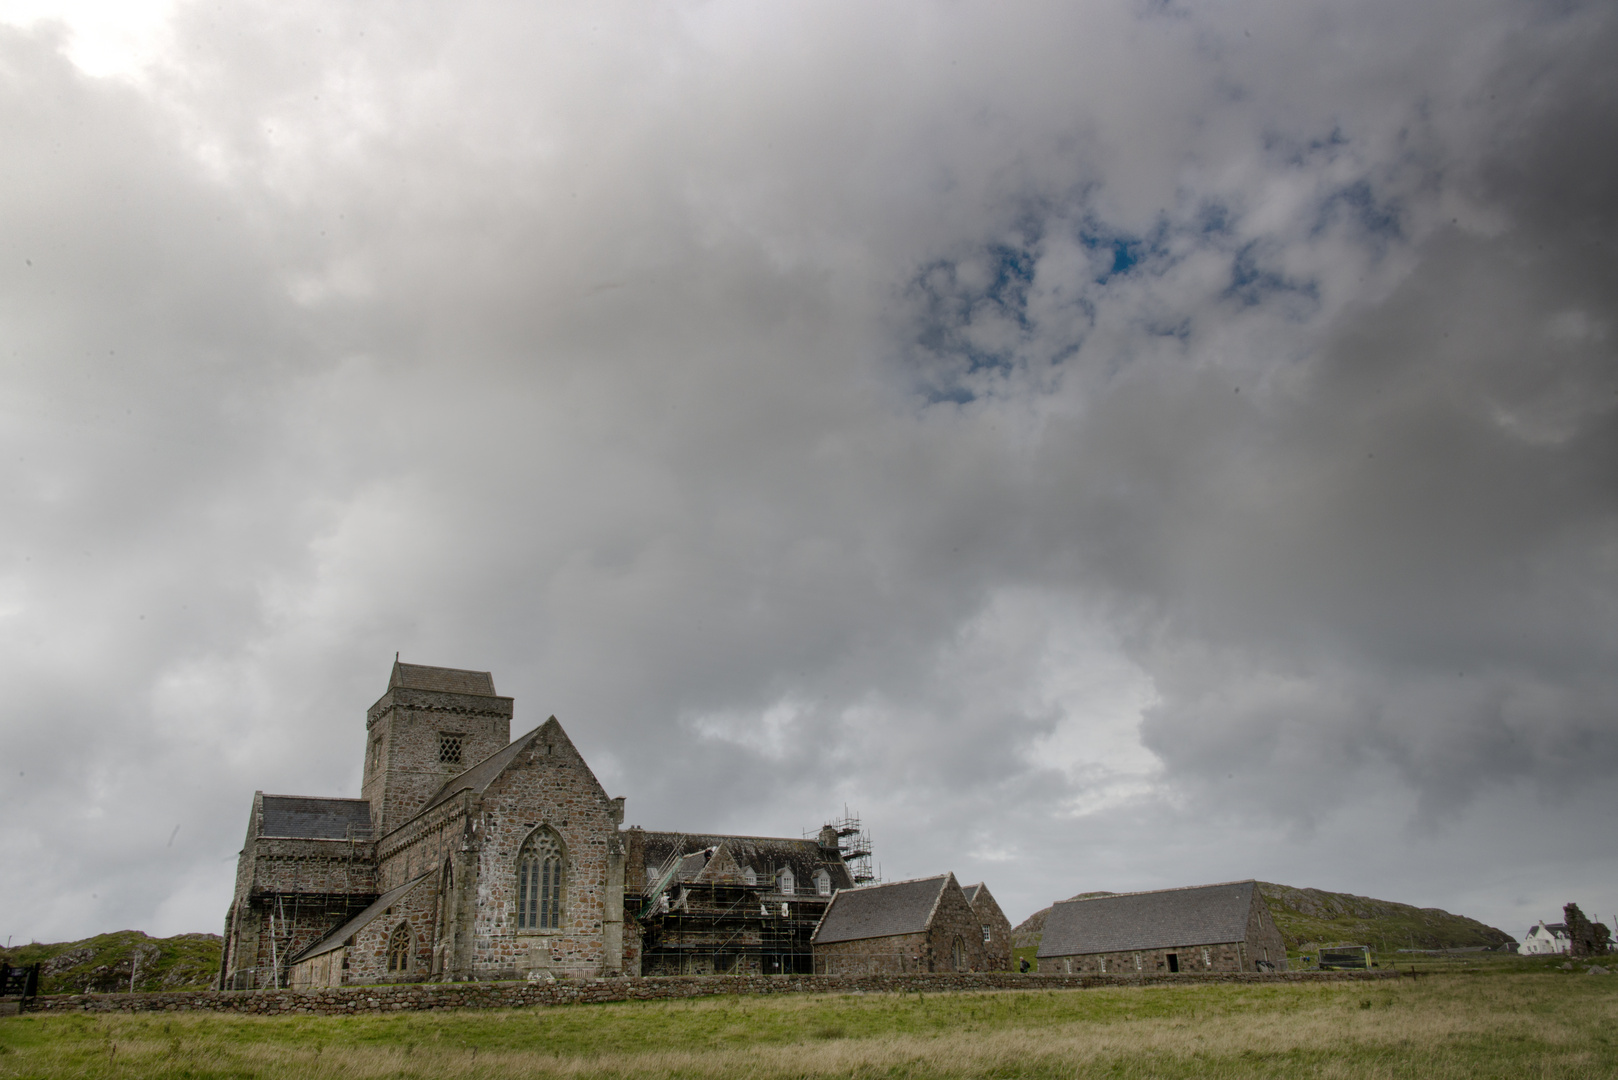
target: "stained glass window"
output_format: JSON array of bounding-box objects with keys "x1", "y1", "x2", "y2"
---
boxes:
[{"x1": 517, "y1": 829, "x2": 564, "y2": 930}]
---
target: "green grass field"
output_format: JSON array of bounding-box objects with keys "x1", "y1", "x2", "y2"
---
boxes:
[{"x1": 2, "y1": 963, "x2": 1613, "y2": 1078}]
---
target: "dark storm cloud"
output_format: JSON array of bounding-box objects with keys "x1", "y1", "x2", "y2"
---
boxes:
[{"x1": 0, "y1": 0, "x2": 1613, "y2": 942}]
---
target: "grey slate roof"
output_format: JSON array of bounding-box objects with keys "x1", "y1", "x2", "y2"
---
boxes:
[
  {"x1": 675, "y1": 851, "x2": 712, "y2": 882},
  {"x1": 963, "y1": 883, "x2": 985, "y2": 906},
  {"x1": 417, "y1": 725, "x2": 544, "y2": 816},
  {"x1": 289, "y1": 872, "x2": 433, "y2": 963},
  {"x1": 1038, "y1": 880, "x2": 1259, "y2": 957},
  {"x1": 634, "y1": 832, "x2": 853, "y2": 893},
  {"x1": 259, "y1": 796, "x2": 372, "y2": 840},
  {"x1": 390, "y1": 660, "x2": 497, "y2": 696},
  {"x1": 812, "y1": 875, "x2": 950, "y2": 944}
]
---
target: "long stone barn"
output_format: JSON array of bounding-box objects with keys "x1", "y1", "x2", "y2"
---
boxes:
[
  {"x1": 221, "y1": 660, "x2": 868, "y2": 987},
  {"x1": 1036, "y1": 880, "x2": 1288, "y2": 975}
]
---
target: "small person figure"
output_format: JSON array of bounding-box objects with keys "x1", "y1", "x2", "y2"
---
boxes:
[{"x1": 1019, "y1": 958, "x2": 1031, "y2": 973}]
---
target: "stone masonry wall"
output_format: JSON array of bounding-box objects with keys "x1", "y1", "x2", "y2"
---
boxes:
[
  {"x1": 229, "y1": 895, "x2": 379, "y2": 990},
  {"x1": 1246, "y1": 890, "x2": 1287, "y2": 969},
  {"x1": 815, "y1": 931, "x2": 931, "y2": 975},
  {"x1": 343, "y1": 875, "x2": 442, "y2": 984},
  {"x1": 376, "y1": 798, "x2": 467, "y2": 894},
  {"x1": 23, "y1": 969, "x2": 1401, "y2": 1016},
  {"x1": 223, "y1": 834, "x2": 378, "y2": 989},
  {"x1": 471, "y1": 723, "x2": 620, "y2": 980},
  {"x1": 362, "y1": 687, "x2": 513, "y2": 835},
  {"x1": 250, "y1": 839, "x2": 379, "y2": 896},
  {"x1": 926, "y1": 879, "x2": 991, "y2": 972},
  {"x1": 1053, "y1": 942, "x2": 1247, "y2": 975},
  {"x1": 968, "y1": 888, "x2": 1014, "y2": 972}
]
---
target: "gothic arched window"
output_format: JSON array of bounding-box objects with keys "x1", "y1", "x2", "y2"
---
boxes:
[
  {"x1": 951, "y1": 935, "x2": 965, "y2": 971},
  {"x1": 387, "y1": 922, "x2": 411, "y2": 973},
  {"x1": 517, "y1": 828, "x2": 565, "y2": 930}
]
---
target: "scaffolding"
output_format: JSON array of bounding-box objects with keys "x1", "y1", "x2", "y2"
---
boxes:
[
  {"x1": 812, "y1": 808, "x2": 878, "y2": 885},
  {"x1": 637, "y1": 881, "x2": 821, "y2": 975}
]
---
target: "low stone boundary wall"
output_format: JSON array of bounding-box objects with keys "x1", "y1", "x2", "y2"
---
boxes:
[{"x1": 20, "y1": 969, "x2": 1398, "y2": 1016}]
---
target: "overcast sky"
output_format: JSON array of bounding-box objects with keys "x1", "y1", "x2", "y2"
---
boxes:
[{"x1": 1, "y1": 0, "x2": 1614, "y2": 947}]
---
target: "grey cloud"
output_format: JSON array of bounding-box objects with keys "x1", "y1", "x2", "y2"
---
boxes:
[{"x1": 0, "y1": 0, "x2": 1613, "y2": 945}]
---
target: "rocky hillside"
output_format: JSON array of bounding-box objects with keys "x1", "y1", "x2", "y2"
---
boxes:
[
  {"x1": 1012, "y1": 883, "x2": 1515, "y2": 954},
  {"x1": 0, "y1": 931, "x2": 222, "y2": 995}
]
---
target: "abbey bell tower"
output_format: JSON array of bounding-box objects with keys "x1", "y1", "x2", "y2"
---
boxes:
[{"x1": 361, "y1": 658, "x2": 514, "y2": 834}]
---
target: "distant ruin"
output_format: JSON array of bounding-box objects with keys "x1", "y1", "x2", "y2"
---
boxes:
[{"x1": 1563, "y1": 903, "x2": 1612, "y2": 958}]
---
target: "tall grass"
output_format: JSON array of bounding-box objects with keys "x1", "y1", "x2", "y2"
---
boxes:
[{"x1": 2, "y1": 970, "x2": 1613, "y2": 1078}]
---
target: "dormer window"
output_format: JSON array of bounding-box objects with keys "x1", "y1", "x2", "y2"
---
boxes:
[
  {"x1": 743, "y1": 866, "x2": 757, "y2": 886},
  {"x1": 779, "y1": 866, "x2": 795, "y2": 895},
  {"x1": 439, "y1": 733, "x2": 464, "y2": 765},
  {"x1": 816, "y1": 869, "x2": 831, "y2": 896}
]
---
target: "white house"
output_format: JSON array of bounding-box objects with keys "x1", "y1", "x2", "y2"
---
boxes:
[{"x1": 1518, "y1": 921, "x2": 1571, "y2": 955}]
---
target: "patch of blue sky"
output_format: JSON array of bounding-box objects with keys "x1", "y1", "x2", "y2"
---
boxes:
[
  {"x1": 1075, "y1": 216, "x2": 1172, "y2": 285},
  {"x1": 1196, "y1": 200, "x2": 1235, "y2": 237},
  {"x1": 983, "y1": 243, "x2": 1038, "y2": 332},
  {"x1": 1225, "y1": 241, "x2": 1320, "y2": 309},
  {"x1": 919, "y1": 379, "x2": 977, "y2": 407},
  {"x1": 1262, "y1": 124, "x2": 1349, "y2": 167},
  {"x1": 1313, "y1": 179, "x2": 1402, "y2": 243},
  {"x1": 1145, "y1": 316, "x2": 1194, "y2": 342},
  {"x1": 901, "y1": 209, "x2": 1210, "y2": 402}
]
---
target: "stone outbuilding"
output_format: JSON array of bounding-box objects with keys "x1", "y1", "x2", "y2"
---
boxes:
[
  {"x1": 964, "y1": 882, "x2": 1014, "y2": 971},
  {"x1": 1037, "y1": 880, "x2": 1287, "y2": 975},
  {"x1": 812, "y1": 873, "x2": 988, "y2": 974}
]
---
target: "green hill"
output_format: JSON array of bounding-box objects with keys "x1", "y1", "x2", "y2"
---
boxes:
[
  {"x1": 0, "y1": 931, "x2": 221, "y2": 995},
  {"x1": 1255, "y1": 883, "x2": 1514, "y2": 953},
  {"x1": 1011, "y1": 883, "x2": 1515, "y2": 957}
]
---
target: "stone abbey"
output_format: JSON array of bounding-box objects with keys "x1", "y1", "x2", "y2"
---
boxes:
[{"x1": 220, "y1": 660, "x2": 877, "y2": 987}]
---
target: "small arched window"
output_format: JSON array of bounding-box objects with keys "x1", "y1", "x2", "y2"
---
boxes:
[
  {"x1": 779, "y1": 866, "x2": 795, "y2": 895},
  {"x1": 517, "y1": 828, "x2": 565, "y2": 930},
  {"x1": 387, "y1": 922, "x2": 411, "y2": 972},
  {"x1": 951, "y1": 936, "x2": 965, "y2": 971}
]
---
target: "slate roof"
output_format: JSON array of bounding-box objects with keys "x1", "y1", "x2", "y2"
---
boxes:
[
  {"x1": 389, "y1": 660, "x2": 497, "y2": 696},
  {"x1": 1038, "y1": 880, "x2": 1259, "y2": 957},
  {"x1": 676, "y1": 851, "x2": 712, "y2": 882},
  {"x1": 812, "y1": 874, "x2": 951, "y2": 944},
  {"x1": 289, "y1": 872, "x2": 433, "y2": 963},
  {"x1": 259, "y1": 796, "x2": 373, "y2": 840},
  {"x1": 633, "y1": 832, "x2": 853, "y2": 893},
  {"x1": 417, "y1": 725, "x2": 544, "y2": 816},
  {"x1": 963, "y1": 883, "x2": 985, "y2": 906}
]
